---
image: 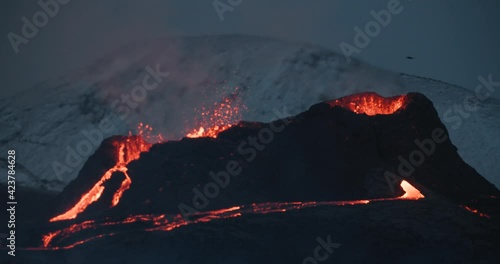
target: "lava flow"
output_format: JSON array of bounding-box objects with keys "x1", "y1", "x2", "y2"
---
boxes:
[
  {"x1": 50, "y1": 123, "x2": 162, "y2": 222},
  {"x1": 329, "y1": 92, "x2": 407, "y2": 116},
  {"x1": 50, "y1": 94, "x2": 243, "y2": 222},
  {"x1": 462, "y1": 205, "x2": 491, "y2": 219},
  {"x1": 49, "y1": 136, "x2": 152, "y2": 222},
  {"x1": 38, "y1": 180, "x2": 424, "y2": 250},
  {"x1": 50, "y1": 91, "x2": 243, "y2": 222}
]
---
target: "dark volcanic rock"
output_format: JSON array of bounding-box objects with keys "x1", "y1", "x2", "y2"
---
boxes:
[
  {"x1": 49, "y1": 92, "x2": 499, "y2": 221},
  {"x1": 15, "y1": 199, "x2": 500, "y2": 264},
  {"x1": 15, "y1": 92, "x2": 500, "y2": 264}
]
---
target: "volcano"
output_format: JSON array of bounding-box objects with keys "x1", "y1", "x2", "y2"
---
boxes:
[{"x1": 14, "y1": 92, "x2": 500, "y2": 263}]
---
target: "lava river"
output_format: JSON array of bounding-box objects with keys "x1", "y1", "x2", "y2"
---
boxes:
[{"x1": 36, "y1": 180, "x2": 424, "y2": 250}]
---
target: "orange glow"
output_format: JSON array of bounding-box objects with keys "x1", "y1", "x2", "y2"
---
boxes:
[
  {"x1": 50, "y1": 123, "x2": 166, "y2": 222},
  {"x1": 462, "y1": 205, "x2": 491, "y2": 219},
  {"x1": 134, "y1": 123, "x2": 164, "y2": 143},
  {"x1": 186, "y1": 125, "x2": 233, "y2": 139},
  {"x1": 329, "y1": 92, "x2": 407, "y2": 116},
  {"x1": 398, "y1": 180, "x2": 425, "y2": 200},
  {"x1": 186, "y1": 94, "x2": 245, "y2": 138},
  {"x1": 39, "y1": 181, "x2": 424, "y2": 249},
  {"x1": 50, "y1": 136, "x2": 153, "y2": 222},
  {"x1": 111, "y1": 172, "x2": 132, "y2": 207},
  {"x1": 42, "y1": 232, "x2": 58, "y2": 248},
  {"x1": 50, "y1": 90, "x2": 243, "y2": 221}
]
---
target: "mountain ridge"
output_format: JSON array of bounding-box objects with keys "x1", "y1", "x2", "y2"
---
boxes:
[{"x1": 1, "y1": 34, "x2": 498, "y2": 191}]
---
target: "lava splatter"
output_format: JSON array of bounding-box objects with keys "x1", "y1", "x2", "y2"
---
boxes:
[{"x1": 329, "y1": 92, "x2": 407, "y2": 116}]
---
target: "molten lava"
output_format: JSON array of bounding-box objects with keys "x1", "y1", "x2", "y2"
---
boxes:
[
  {"x1": 186, "y1": 125, "x2": 232, "y2": 139},
  {"x1": 38, "y1": 180, "x2": 424, "y2": 250},
  {"x1": 50, "y1": 99, "x2": 243, "y2": 222},
  {"x1": 186, "y1": 93, "x2": 245, "y2": 138},
  {"x1": 462, "y1": 205, "x2": 491, "y2": 219},
  {"x1": 134, "y1": 122, "x2": 165, "y2": 143},
  {"x1": 50, "y1": 112, "x2": 242, "y2": 223},
  {"x1": 398, "y1": 180, "x2": 425, "y2": 200},
  {"x1": 329, "y1": 92, "x2": 407, "y2": 116},
  {"x1": 50, "y1": 123, "x2": 167, "y2": 222},
  {"x1": 50, "y1": 135, "x2": 153, "y2": 222}
]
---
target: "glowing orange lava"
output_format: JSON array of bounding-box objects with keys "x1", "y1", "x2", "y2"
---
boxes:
[
  {"x1": 49, "y1": 88, "x2": 241, "y2": 222},
  {"x1": 462, "y1": 205, "x2": 491, "y2": 219},
  {"x1": 50, "y1": 112, "x2": 241, "y2": 223},
  {"x1": 186, "y1": 125, "x2": 233, "y2": 139},
  {"x1": 186, "y1": 94, "x2": 245, "y2": 138},
  {"x1": 398, "y1": 180, "x2": 425, "y2": 200},
  {"x1": 38, "y1": 180, "x2": 424, "y2": 250},
  {"x1": 133, "y1": 123, "x2": 165, "y2": 143},
  {"x1": 50, "y1": 132, "x2": 154, "y2": 222},
  {"x1": 329, "y1": 92, "x2": 407, "y2": 116}
]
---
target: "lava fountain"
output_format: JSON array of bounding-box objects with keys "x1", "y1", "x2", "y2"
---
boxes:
[
  {"x1": 186, "y1": 91, "x2": 246, "y2": 138},
  {"x1": 328, "y1": 92, "x2": 407, "y2": 116}
]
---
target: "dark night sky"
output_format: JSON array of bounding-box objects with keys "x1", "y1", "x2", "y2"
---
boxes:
[{"x1": 1, "y1": 0, "x2": 500, "y2": 98}]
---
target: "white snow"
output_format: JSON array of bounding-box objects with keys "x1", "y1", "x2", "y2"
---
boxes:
[{"x1": 0, "y1": 35, "x2": 498, "y2": 191}]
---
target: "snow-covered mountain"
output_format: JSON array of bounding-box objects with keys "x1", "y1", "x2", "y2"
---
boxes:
[{"x1": 1, "y1": 35, "x2": 499, "y2": 191}]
